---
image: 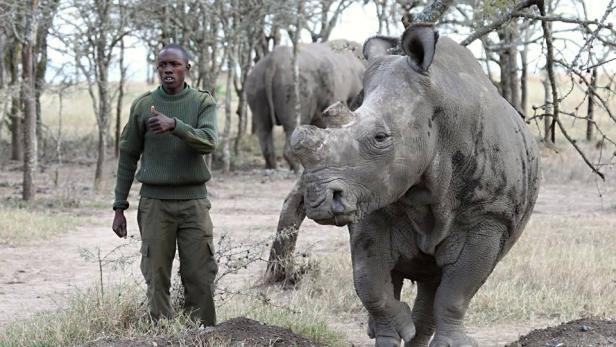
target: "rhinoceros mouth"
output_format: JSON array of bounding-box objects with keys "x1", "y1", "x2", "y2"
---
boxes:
[{"x1": 311, "y1": 212, "x2": 357, "y2": 227}]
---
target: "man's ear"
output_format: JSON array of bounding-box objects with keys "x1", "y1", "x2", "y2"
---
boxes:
[
  {"x1": 186, "y1": 63, "x2": 191, "y2": 71},
  {"x1": 362, "y1": 36, "x2": 399, "y2": 61},
  {"x1": 401, "y1": 24, "x2": 439, "y2": 72}
]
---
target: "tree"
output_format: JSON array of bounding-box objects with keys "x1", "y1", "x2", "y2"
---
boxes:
[
  {"x1": 54, "y1": 0, "x2": 130, "y2": 190},
  {"x1": 20, "y1": 0, "x2": 39, "y2": 201}
]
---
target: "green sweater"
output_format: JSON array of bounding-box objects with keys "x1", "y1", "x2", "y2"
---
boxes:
[{"x1": 113, "y1": 84, "x2": 218, "y2": 210}]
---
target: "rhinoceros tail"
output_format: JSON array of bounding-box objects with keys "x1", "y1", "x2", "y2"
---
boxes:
[{"x1": 264, "y1": 63, "x2": 278, "y2": 126}]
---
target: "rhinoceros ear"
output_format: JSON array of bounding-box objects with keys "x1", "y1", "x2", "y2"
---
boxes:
[
  {"x1": 362, "y1": 36, "x2": 400, "y2": 61},
  {"x1": 401, "y1": 24, "x2": 439, "y2": 72}
]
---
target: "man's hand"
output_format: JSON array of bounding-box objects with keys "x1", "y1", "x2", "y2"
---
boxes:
[
  {"x1": 112, "y1": 209, "x2": 127, "y2": 238},
  {"x1": 148, "y1": 106, "x2": 176, "y2": 134}
]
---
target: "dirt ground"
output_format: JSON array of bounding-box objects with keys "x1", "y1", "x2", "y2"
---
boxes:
[{"x1": 1, "y1": 167, "x2": 615, "y2": 346}]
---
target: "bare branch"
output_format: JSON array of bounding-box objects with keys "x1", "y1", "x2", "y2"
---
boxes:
[{"x1": 461, "y1": 0, "x2": 540, "y2": 46}]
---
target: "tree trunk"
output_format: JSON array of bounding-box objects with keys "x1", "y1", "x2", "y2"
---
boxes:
[
  {"x1": 9, "y1": 44, "x2": 24, "y2": 161},
  {"x1": 291, "y1": 2, "x2": 303, "y2": 128},
  {"x1": 265, "y1": 0, "x2": 305, "y2": 283},
  {"x1": 498, "y1": 29, "x2": 512, "y2": 102},
  {"x1": 233, "y1": 88, "x2": 247, "y2": 156},
  {"x1": 264, "y1": 179, "x2": 306, "y2": 284},
  {"x1": 95, "y1": 126, "x2": 107, "y2": 190},
  {"x1": 520, "y1": 43, "x2": 528, "y2": 115},
  {"x1": 222, "y1": 59, "x2": 233, "y2": 174},
  {"x1": 115, "y1": 38, "x2": 126, "y2": 158},
  {"x1": 0, "y1": 34, "x2": 5, "y2": 88},
  {"x1": 54, "y1": 90, "x2": 65, "y2": 187},
  {"x1": 94, "y1": 71, "x2": 110, "y2": 191},
  {"x1": 586, "y1": 68, "x2": 596, "y2": 142},
  {"x1": 22, "y1": 0, "x2": 38, "y2": 201},
  {"x1": 543, "y1": 77, "x2": 552, "y2": 143},
  {"x1": 507, "y1": 24, "x2": 520, "y2": 111},
  {"x1": 34, "y1": 36, "x2": 47, "y2": 153}
]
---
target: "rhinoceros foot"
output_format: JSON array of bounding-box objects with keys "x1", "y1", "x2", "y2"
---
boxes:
[{"x1": 428, "y1": 332, "x2": 478, "y2": 347}]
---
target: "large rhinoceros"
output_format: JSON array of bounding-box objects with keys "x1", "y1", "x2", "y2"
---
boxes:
[
  {"x1": 246, "y1": 40, "x2": 365, "y2": 172},
  {"x1": 289, "y1": 24, "x2": 540, "y2": 346}
]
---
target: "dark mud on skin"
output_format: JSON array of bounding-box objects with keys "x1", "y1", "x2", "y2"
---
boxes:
[
  {"x1": 507, "y1": 317, "x2": 616, "y2": 347},
  {"x1": 82, "y1": 317, "x2": 324, "y2": 346}
]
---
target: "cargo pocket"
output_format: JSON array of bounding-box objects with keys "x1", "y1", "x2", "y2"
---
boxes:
[
  {"x1": 206, "y1": 240, "x2": 219, "y2": 280},
  {"x1": 140, "y1": 242, "x2": 151, "y2": 285}
]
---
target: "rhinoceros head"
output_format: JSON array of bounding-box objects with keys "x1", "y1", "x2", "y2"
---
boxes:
[{"x1": 291, "y1": 24, "x2": 440, "y2": 226}]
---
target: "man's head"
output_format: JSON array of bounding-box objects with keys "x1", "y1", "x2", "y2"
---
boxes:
[{"x1": 157, "y1": 44, "x2": 190, "y2": 94}]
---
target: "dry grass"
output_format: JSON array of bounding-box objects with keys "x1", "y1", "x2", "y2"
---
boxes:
[
  {"x1": 467, "y1": 213, "x2": 616, "y2": 326},
  {"x1": 0, "y1": 283, "x2": 198, "y2": 347},
  {"x1": 0, "y1": 278, "x2": 346, "y2": 347},
  {"x1": 0, "y1": 204, "x2": 85, "y2": 244}
]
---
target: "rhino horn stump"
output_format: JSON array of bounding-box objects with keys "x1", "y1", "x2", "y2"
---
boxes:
[
  {"x1": 290, "y1": 125, "x2": 325, "y2": 168},
  {"x1": 322, "y1": 101, "x2": 356, "y2": 128}
]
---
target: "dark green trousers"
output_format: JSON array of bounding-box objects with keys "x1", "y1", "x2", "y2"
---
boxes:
[{"x1": 137, "y1": 197, "x2": 218, "y2": 325}]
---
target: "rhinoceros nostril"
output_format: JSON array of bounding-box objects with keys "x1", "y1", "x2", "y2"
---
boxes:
[{"x1": 331, "y1": 189, "x2": 345, "y2": 214}]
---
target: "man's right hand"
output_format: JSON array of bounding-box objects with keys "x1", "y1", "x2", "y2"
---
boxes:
[{"x1": 112, "y1": 209, "x2": 127, "y2": 238}]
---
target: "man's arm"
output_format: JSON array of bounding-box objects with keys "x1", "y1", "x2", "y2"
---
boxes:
[
  {"x1": 112, "y1": 100, "x2": 145, "y2": 237},
  {"x1": 171, "y1": 96, "x2": 218, "y2": 154}
]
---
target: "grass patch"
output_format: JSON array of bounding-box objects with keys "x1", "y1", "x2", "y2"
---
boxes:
[
  {"x1": 0, "y1": 283, "x2": 200, "y2": 347},
  {"x1": 0, "y1": 277, "x2": 346, "y2": 347},
  {"x1": 0, "y1": 205, "x2": 85, "y2": 244},
  {"x1": 466, "y1": 214, "x2": 616, "y2": 326}
]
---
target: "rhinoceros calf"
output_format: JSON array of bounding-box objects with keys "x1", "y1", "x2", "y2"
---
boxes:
[
  {"x1": 246, "y1": 40, "x2": 365, "y2": 172},
  {"x1": 290, "y1": 25, "x2": 540, "y2": 347}
]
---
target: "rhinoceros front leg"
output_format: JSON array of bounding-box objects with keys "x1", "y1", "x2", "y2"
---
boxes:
[
  {"x1": 367, "y1": 271, "x2": 404, "y2": 339},
  {"x1": 430, "y1": 221, "x2": 504, "y2": 347},
  {"x1": 350, "y1": 217, "x2": 415, "y2": 346},
  {"x1": 264, "y1": 178, "x2": 306, "y2": 283}
]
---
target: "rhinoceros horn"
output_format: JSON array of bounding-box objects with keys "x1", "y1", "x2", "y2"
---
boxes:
[{"x1": 322, "y1": 101, "x2": 356, "y2": 128}]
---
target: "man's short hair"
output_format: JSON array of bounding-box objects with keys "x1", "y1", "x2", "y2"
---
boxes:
[{"x1": 160, "y1": 43, "x2": 190, "y2": 65}]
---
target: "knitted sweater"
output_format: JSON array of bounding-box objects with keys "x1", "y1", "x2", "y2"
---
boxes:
[{"x1": 113, "y1": 84, "x2": 218, "y2": 210}]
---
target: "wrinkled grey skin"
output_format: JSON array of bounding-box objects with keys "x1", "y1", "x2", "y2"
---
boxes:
[
  {"x1": 246, "y1": 40, "x2": 365, "y2": 171},
  {"x1": 291, "y1": 25, "x2": 540, "y2": 347}
]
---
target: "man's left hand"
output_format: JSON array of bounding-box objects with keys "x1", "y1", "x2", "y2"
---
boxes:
[{"x1": 148, "y1": 106, "x2": 176, "y2": 134}]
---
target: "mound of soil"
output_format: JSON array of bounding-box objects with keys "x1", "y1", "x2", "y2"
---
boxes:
[
  {"x1": 507, "y1": 317, "x2": 616, "y2": 347},
  {"x1": 83, "y1": 317, "x2": 323, "y2": 347}
]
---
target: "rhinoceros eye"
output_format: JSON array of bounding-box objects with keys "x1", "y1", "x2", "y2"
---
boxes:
[{"x1": 374, "y1": 132, "x2": 390, "y2": 142}]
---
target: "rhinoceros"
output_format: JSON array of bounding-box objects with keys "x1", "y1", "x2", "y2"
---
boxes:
[
  {"x1": 246, "y1": 40, "x2": 365, "y2": 172},
  {"x1": 289, "y1": 24, "x2": 540, "y2": 346}
]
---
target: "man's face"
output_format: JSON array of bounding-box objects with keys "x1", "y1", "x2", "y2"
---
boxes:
[{"x1": 157, "y1": 48, "x2": 189, "y2": 94}]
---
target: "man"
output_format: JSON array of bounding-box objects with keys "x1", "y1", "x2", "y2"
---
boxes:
[{"x1": 111, "y1": 43, "x2": 218, "y2": 327}]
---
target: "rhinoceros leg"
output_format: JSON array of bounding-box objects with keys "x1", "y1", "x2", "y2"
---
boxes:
[
  {"x1": 282, "y1": 126, "x2": 301, "y2": 173},
  {"x1": 350, "y1": 216, "x2": 416, "y2": 347},
  {"x1": 264, "y1": 178, "x2": 306, "y2": 283},
  {"x1": 429, "y1": 222, "x2": 504, "y2": 347},
  {"x1": 257, "y1": 125, "x2": 277, "y2": 170},
  {"x1": 407, "y1": 280, "x2": 439, "y2": 347},
  {"x1": 367, "y1": 271, "x2": 404, "y2": 339}
]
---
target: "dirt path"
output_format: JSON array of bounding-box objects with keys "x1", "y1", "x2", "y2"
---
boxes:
[{"x1": 1, "y1": 170, "x2": 614, "y2": 345}]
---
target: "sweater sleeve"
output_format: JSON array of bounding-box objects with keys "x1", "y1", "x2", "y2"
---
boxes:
[
  {"x1": 113, "y1": 100, "x2": 145, "y2": 210},
  {"x1": 171, "y1": 94, "x2": 218, "y2": 154}
]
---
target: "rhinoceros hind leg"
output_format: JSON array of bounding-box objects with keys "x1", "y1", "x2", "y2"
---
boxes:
[
  {"x1": 406, "y1": 280, "x2": 439, "y2": 347},
  {"x1": 257, "y1": 126, "x2": 277, "y2": 170},
  {"x1": 283, "y1": 129, "x2": 301, "y2": 173}
]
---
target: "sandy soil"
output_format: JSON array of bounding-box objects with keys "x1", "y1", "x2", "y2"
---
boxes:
[{"x1": 1, "y1": 169, "x2": 615, "y2": 346}]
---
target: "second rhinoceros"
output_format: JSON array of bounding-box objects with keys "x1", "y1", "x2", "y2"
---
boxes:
[
  {"x1": 246, "y1": 40, "x2": 365, "y2": 172},
  {"x1": 290, "y1": 24, "x2": 540, "y2": 346}
]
